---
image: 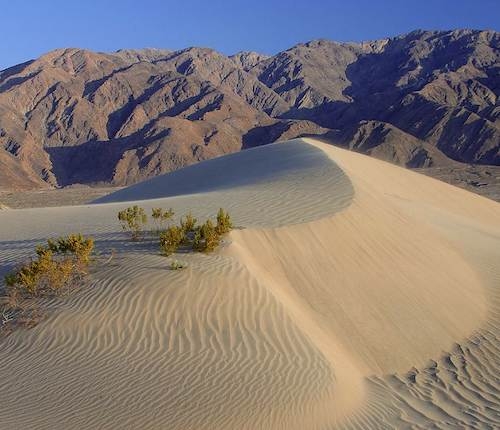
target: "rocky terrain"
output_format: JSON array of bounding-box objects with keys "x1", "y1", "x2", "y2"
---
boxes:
[{"x1": 0, "y1": 29, "x2": 498, "y2": 198}]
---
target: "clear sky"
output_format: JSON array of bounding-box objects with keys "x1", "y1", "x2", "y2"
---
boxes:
[{"x1": 1, "y1": 0, "x2": 499, "y2": 69}]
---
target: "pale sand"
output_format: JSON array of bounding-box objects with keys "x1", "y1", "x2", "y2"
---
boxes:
[{"x1": 0, "y1": 138, "x2": 498, "y2": 429}]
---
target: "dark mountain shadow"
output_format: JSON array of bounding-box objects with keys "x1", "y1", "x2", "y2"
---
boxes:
[
  {"x1": 436, "y1": 112, "x2": 499, "y2": 165},
  {"x1": 0, "y1": 70, "x2": 41, "y2": 93},
  {"x1": 46, "y1": 124, "x2": 172, "y2": 186},
  {"x1": 0, "y1": 60, "x2": 35, "y2": 82},
  {"x1": 242, "y1": 122, "x2": 293, "y2": 149},
  {"x1": 46, "y1": 139, "x2": 127, "y2": 186},
  {"x1": 105, "y1": 72, "x2": 183, "y2": 139},
  {"x1": 83, "y1": 64, "x2": 137, "y2": 98}
]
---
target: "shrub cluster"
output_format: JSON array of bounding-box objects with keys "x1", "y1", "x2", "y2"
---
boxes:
[
  {"x1": 159, "y1": 208, "x2": 233, "y2": 256},
  {"x1": 4, "y1": 234, "x2": 94, "y2": 298},
  {"x1": 180, "y1": 213, "x2": 197, "y2": 235},
  {"x1": 116, "y1": 206, "x2": 233, "y2": 256},
  {"x1": 118, "y1": 206, "x2": 176, "y2": 239}
]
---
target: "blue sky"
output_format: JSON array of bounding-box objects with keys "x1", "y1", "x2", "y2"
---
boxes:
[{"x1": 1, "y1": 0, "x2": 499, "y2": 69}]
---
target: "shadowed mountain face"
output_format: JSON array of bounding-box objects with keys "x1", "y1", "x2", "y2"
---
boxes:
[{"x1": 0, "y1": 29, "x2": 499, "y2": 191}]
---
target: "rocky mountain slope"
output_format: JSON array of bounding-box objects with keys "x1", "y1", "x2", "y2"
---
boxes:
[{"x1": 0, "y1": 29, "x2": 498, "y2": 192}]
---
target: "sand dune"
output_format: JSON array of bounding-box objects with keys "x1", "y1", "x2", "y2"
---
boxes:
[{"x1": 0, "y1": 138, "x2": 499, "y2": 429}]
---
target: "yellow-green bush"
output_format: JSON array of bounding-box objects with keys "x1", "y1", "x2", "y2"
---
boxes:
[
  {"x1": 118, "y1": 205, "x2": 148, "y2": 240},
  {"x1": 216, "y1": 208, "x2": 233, "y2": 235},
  {"x1": 151, "y1": 208, "x2": 174, "y2": 233},
  {"x1": 180, "y1": 213, "x2": 197, "y2": 233},
  {"x1": 47, "y1": 234, "x2": 94, "y2": 266},
  {"x1": 159, "y1": 226, "x2": 185, "y2": 256},
  {"x1": 4, "y1": 234, "x2": 94, "y2": 297},
  {"x1": 157, "y1": 209, "x2": 232, "y2": 256},
  {"x1": 193, "y1": 219, "x2": 220, "y2": 253},
  {"x1": 169, "y1": 260, "x2": 187, "y2": 270}
]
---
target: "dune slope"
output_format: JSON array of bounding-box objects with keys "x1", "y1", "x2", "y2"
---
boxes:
[{"x1": 0, "y1": 138, "x2": 499, "y2": 429}]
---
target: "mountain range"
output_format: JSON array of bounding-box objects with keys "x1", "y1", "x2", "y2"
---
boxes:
[{"x1": 0, "y1": 29, "x2": 498, "y2": 193}]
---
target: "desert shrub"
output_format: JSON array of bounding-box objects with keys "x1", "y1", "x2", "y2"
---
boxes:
[
  {"x1": 169, "y1": 260, "x2": 187, "y2": 270},
  {"x1": 5, "y1": 249, "x2": 73, "y2": 296},
  {"x1": 216, "y1": 208, "x2": 233, "y2": 235},
  {"x1": 193, "y1": 219, "x2": 220, "y2": 253},
  {"x1": 1, "y1": 286, "x2": 22, "y2": 311},
  {"x1": 4, "y1": 234, "x2": 94, "y2": 297},
  {"x1": 157, "y1": 209, "x2": 232, "y2": 256},
  {"x1": 159, "y1": 226, "x2": 185, "y2": 256},
  {"x1": 118, "y1": 205, "x2": 148, "y2": 240},
  {"x1": 1, "y1": 234, "x2": 94, "y2": 336},
  {"x1": 47, "y1": 234, "x2": 94, "y2": 266},
  {"x1": 3, "y1": 273, "x2": 18, "y2": 290},
  {"x1": 180, "y1": 213, "x2": 197, "y2": 233},
  {"x1": 151, "y1": 208, "x2": 174, "y2": 233}
]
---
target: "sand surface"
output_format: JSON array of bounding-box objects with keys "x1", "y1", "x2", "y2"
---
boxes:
[{"x1": 0, "y1": 138, "x2": 499, "y2": 429}]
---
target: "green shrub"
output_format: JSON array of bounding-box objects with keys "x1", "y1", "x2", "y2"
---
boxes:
[
  {"x1": 118, "y1": 205, "x2": 148, "y2": 240},
  {"x1": 216, "y1": 208, "x2": 233, "y2": 235},
  {"x1": 159, "y1": 226, "x2": 185, "y2": 256}
]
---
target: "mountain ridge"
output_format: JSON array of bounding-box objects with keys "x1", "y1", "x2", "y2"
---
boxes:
[{"x1": 0, "y1": 28, "x2": 498, "y2": 193}]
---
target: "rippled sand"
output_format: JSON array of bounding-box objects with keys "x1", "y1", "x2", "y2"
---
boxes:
[{"x1": 0, "y1": 138, "x2": 498, "y2": 429}]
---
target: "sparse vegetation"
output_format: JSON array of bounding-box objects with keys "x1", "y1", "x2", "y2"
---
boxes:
[
  {"x1": 1, "y1": 234, "x2": 95, "y2": 337},
  {"x1": 216, "y1": 208, "x2": 233, "y2": 235},
  {"x1": 151, "y1": 208, "x2": 174, "y2": 233},
  {"x1": 118, "y1": 205, "x2": 148, "y2": 240},
  {"x1": 159, "y1": 209, "x2": 232, "y2": 255},
  {"x1": 4, "y1": 234, "x2": 94, "y2": 297},
  {"x1": 180, "y1": 213, "x2": 197, "y2": 234},
  {"x1": 169, "y1": 260, "x2": 187, "y2": 270},
  {"x1": 47, "y1": 234, "x2": 94, "y2": 266},
  {"x1": 159, "y1": 226, "x2": 185, "y2": 256},
  {"x1": 193, "y1": 219, "x2": 220, "y2": 252},
  {"x1": 115, "y1": 205, "x2": 233, "y2": 256},
  {"x1": 5, "y1": 248, "x2": 74, "y2": 296}
]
